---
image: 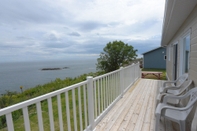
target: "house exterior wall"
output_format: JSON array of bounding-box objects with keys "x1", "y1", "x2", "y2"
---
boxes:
[
  {"x1": 166, "y1": 5, "x2": 197, "y2": 86},
  {"x1": 143, "y1": 48, "x2": 166, "y2": 69}
]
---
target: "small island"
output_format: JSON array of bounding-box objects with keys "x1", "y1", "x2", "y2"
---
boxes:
[{"x1": 41, "y1": 67, "x2": 69, "y2": 71}]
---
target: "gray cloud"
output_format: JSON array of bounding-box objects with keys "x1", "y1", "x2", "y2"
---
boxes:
[
  {"x1": 127, "y1": 38, "x2": 161, "y2": 55},
  {"x1": 78, "y1": 21, "x2": 107, "y2": 32},
  {"x1": 0, "y1": 0, "x2": 72, "y2": 26},
  {"x1": 68, "y1": 32, "x2": 81, "y2": 37}
]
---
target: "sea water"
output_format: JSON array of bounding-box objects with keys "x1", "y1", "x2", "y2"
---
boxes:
[{"x1": 0, "y1": 59, "x2": 97, "y2": 94}]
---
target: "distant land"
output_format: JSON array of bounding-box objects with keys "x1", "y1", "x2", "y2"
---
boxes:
[{"x1": 41, "y1": 67, "x2": 69, "y2": 71}]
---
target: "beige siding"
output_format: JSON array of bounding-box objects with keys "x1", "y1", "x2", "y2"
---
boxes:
[{"x1": 166, "y1": 5, "x2": 197, "y2": 86}]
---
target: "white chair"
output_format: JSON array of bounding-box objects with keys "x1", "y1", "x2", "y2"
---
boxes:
[
  {"x1": 160, "y1": 73, "x2": 188, "y2": 94},
  {"x1": 157, "y1": 79, "x2": 192, "y2": 105},
  {"x1": 155, "y1": 87, "x2": 197, "y2": 131},
  {"x1": 191, "y1": 107, "x2": 197, "y2": 131}
]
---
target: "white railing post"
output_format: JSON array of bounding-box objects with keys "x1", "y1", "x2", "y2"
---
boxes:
[
  {"x1": 120, "y1": 67, "x2": 124, "y2": 98},
  {"x1": 87, "y1": 76, "x2": 95, "y2": 131}
]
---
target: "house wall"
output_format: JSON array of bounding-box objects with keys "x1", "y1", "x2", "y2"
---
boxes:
[
  {"x1": 143, "y1": 48, "x2": 166, "y2": 69},
  {"x1": 166, "y1": 5, "x2": 197, "y2": 86}
]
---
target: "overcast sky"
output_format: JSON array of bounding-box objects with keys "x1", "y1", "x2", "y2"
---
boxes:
[{"x1": 0, "y1": 0, "x2": 165, "y2": 62}]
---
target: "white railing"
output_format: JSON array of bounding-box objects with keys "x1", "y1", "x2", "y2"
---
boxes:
[{"x1": 0, "y1": 63, "x2": 141, "y2": 131}]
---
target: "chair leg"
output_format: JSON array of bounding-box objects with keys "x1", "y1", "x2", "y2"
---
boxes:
[
  {"x1": 155, "y1": 114, "x2": 160, "y2": 131},
  {"x1": 179, "y1": 121, "x2": 186, "y2": 131}
]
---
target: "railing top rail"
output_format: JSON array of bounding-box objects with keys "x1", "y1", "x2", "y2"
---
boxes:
[
  {"x1": 124, "y1": 63, "x2": 139, "y2": 69},
  {"x1": 94, "y1": 69, "x2": 120, "y2": 80},
  {"x1": 93, "y1": 63, "x2": 139, "y2": 80},
  {"x1": 0, "y1": 80, "x2": 87, "y2": 116}
]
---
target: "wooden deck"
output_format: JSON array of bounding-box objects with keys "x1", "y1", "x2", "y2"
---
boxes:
[{"x1": 94, "y1": 79, "x2": 177, "y2": 131}]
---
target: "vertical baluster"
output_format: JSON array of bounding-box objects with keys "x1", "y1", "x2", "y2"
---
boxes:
[
  {"x1": 131, "y1": 66, "x2": 132, "y2": 82},
  {"x1": 78, "y1": 87, "x2": 83, "y2": 131},
  {"x1": 6, "y1": 113, "x2": 14, "y2": 131},
  {"x1": 111, "y1": 74, "x2": 113, "y2": 102},
  {"x1": 135, "y1": 64, "x2": 137, "y2": 80},
  {"x1": 87, "y1": 76, "x2": 95, "y2": 130},
  {"x1": 111, "y1": 74, "x2": 113, "y2": 101},
  {"x1": 110, "y1": 74, "x2": 113, "y2": 103},
  {"x1": 23, "y1": 107, "x2": 31, "y2": 131},
  {"x1": 113, "y1": 73, "x2": 116, "y2": 101},
  {"x1": 119, "y1": 71, "x2": 121, "y2": 95},
  {"x1": 98, "y1": 79, "x2": 100, "y2": 115},
  {"x1": 120, "y1": 67, "x2": 124, "y2": 97},
  {"x1": 72, "y1": 89, "x2": 77, "y2": 131},
  {"x1": 106, "y1": 75, "x2": 110, "y2": 107},
  {"x1": 57, "y1": 94, "x2": 63, "y2": 131},
  {"x1": 83, "y1": 85, "x2": 88, "y2": 129},
  {"x1": 114, "y1": 73, "x2": 116, "y2": 98},
  {"x1": 94, "y1": 80, "x2": 97, "y2": 118},
  {"x1": 101, "y1": 78, "x2": 103, "y2": 112},
  {"x1": 36, "y1": 102, "x2": 44, "y2": 131},
  {"x1": 110, "y1": 74, "x2": 112, "y2": 103},
  {"x1": 103, "y1": 77, "x2": 106, "y2": 110},
  {"x1": 107, "y1": 75, "x2": 109, "y2": 105},
  {"x1": 116, "y1": 72, "x2": 119, "y2": 97},
  {"x1": 65, "y1": 92, "x2": 71, "y2": 131},
  {"x1": 47, "y1": 98, "x2": 54, "y2": 131}
]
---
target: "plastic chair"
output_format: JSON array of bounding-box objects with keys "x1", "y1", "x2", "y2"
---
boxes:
[
  {"x1": 157, "y1": 79, "x2": 192, "y2": 105},
  {"x1": 160, "y1": 73, "x2": 188, "y2": 94},
  {"x1": 155, "y1": 87, "x2": 197, "y2": 131},
  {"x1": 191, "y1": 107, "x2": 197, "y2": 131}
]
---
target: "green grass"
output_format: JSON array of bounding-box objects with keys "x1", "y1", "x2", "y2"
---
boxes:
[{"x1": 141, "y1": 68, "x2": 167, "y2": 80}]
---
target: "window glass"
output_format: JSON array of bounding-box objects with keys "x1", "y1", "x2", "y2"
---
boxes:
[{"x1": 183, "y1": 35, "x2": 190, "y2": 73}]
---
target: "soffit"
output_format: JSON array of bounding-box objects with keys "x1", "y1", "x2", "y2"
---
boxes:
[{"x1": 161, "y1": 0, "x2": 197, "y2": 46}]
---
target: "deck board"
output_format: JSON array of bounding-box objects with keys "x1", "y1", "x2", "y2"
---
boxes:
[{"x1": 94, "y1": 79, "x2": 177, "y2": 131}]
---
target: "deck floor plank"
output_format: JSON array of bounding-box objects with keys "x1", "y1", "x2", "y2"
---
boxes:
[
  {"x1": 94, "y1": 79, "x2": 177, "y2": 131},
  {"x1": 111, "y1": 79, "x2": 147, "y2": 131},
  {"x1": 134, "y1": 80, "x2": 155, "y2": 131},
  {"x1": 95, "y1": 80, "x2": 139, "y2": 131},
  {"x1": 126, "y1": 80, "x2": 152, "y2": 131},
  {"x1": 104, "y1": 80, "x2": 144, "y2": 131},
  {"x1": 117, "y1": 81, "x2": 147, "y2": 131},
  {"x1": 142, "y1": 80, "x2": 157, "y2": 131}
]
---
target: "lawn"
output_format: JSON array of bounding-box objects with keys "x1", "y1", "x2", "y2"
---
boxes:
[{"x1": 141, "y1": 68, "x2": 167, "y2": 80}]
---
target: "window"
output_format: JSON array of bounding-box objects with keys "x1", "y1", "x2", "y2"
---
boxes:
[
  {"x1": 183, "y1": 35, "x2": 190, "y2": 73},
  {"x1": 164, "y1": 55, "x2": 167, "y2": 60},
  {"x1": 180, "y1": 34, "x2": 190, "y2": 74}
]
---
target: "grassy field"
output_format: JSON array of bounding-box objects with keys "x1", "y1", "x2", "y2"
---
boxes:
[{"x1": 141, "y1": 68, "x2": 167, "y2": 80}]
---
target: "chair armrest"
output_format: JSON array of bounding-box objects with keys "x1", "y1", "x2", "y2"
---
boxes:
[
  {"x1": 163, "y1": 92, "x2": 190, "y2": 104},
  {"x1": 160, "y1": 105, "x2": 191, "y2": 115},
  {"x1": 163, "y1": 81, "x2": 176, "y2": 87},
  {"x1": 162, "y1": 86, "x2": 180, "y2": 93},
  {"x1": 158, "y1": 93, "x2": 169, "y2": 103}
]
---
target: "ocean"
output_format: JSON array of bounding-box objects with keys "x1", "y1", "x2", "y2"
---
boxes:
[{"x1": 0, "y1": 59, "x2": 97, "y2": 94}]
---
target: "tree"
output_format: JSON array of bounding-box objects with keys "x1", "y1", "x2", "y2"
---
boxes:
[{"x1": 96, "y1": 40, "x2": 138, "y2": 72}]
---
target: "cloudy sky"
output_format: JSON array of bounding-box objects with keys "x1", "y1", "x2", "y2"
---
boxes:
[{"x1": 0, "y1": 0, "x2": 165, "y2": 62}]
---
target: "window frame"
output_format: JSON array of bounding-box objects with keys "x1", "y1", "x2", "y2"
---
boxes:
[{"x1": 179, "y1": 30, "x2": 191, "y2": 75}]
